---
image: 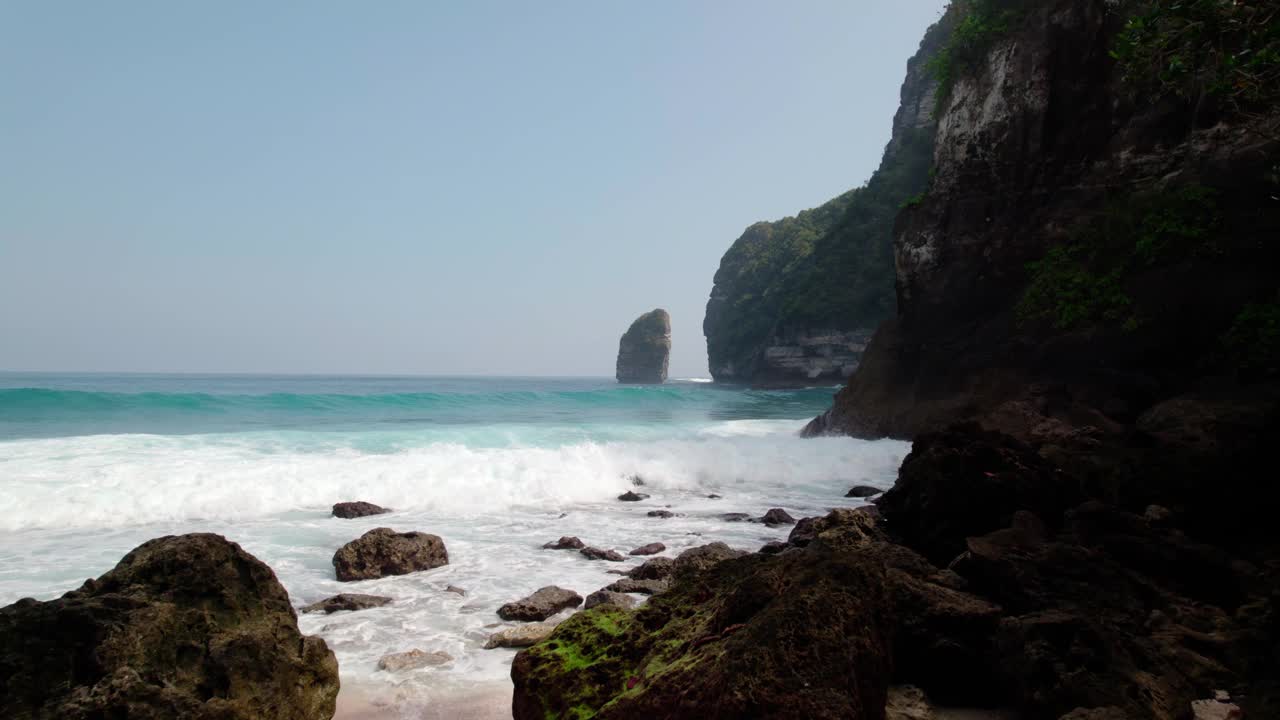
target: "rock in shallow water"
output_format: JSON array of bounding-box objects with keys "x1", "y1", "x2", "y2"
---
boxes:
[
  {"x1": 498, "y1": 586, "x2": 583, "y2": 621},
  {"x1": 332, "y1": 500, "x2": 389, "y2": 518},
  {"x1": 581, "y1": 546, "x2": 626, "y2": 562},
  {"x1": 761, "y1": 508, "x2": 796, "y2": 526},
  {"x1": 301, "y1": 592, "x2": 392, "y2": 614},
  {"x1": 618, "y1": 490, "x2": 650, "y2": 502},
  {"x1": 0, "y1": 533, "x2": 338, "y2": 720},
  {"x1": 376, "y1": 649, "x2": 453, "y2": 672},
  {"x1": 485, "y1": 622, "x2": 558, "y2": 649},
  {"x1": 646, "y1": 510, "x2": 676, "y2": 518},
  {"x1": 332, "y1": 527, "x2": 448, "y2": 581},
  {"x1": 846, "y1": 485, "x2": 882, "y2": 498},
  {"x1": 542, "y1": 536, "x2": 585, "y2": 550},
  {"x1": 629, "y1": 542, "x2": 665, "y2": 556}
]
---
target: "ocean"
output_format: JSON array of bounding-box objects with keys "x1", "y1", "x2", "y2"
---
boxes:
[{"x1": 0, "y1": 373, "x2": 908, "y2": 714}]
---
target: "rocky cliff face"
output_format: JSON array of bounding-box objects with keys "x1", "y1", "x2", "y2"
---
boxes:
[
  {"x1": 702, "y1": 19, "x2": 948, "y2": 387},
  {"x1": 616, "y1": 309, "x2": 671, "y2": 384},
  {"x1": 808, "y1": 0, "x2": 1280, "y2": 439}
]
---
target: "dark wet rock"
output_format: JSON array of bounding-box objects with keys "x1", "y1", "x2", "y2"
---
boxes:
[
  {"x1": 628, "y1": 557, "x2": 675, "y2": 580},
  {"x1": 605, "y1": 577, "x2": 670, "y2": 595},
  {"x1": 646, "y1": 510, "x2": 676, "y2": 518},
  {"x1": 542, "y1": 536, "x2": 585, "y2": 550},
  {"x1": 498, "y1": 586, "x2": 583, "y2": 622},
  {"x1": 301, "y1": 593, "x2": 392, "y2": 614},
  {"x1": 629, "y1": 543, "x2": 665, "y2": 556},
  {"x1": 720, "y1": 512, "x2": 751, "y2": 522},
  {"x1": 672, "y1": 542, "x2": 747, "y2": 575},
  {"x1": 616, "y1": 309, "x2": 671, "y2": 384},
  {"x1": 618, "y1": 491, "x2": 650, "y2": 502},
  {"x1": 485, "y1": 622, "x2": 557, "y2": 649},
  {"x1": 706, "y1": 493, "x2": 722, "y2": 499},
  {"x1": 0, "y1": 533, "x2": 339, "y2": 720},
  {"x1": 580, "y1": 546, "x2": 626, "y2": 562},
  {"x1": 788, "y1": 517, "x2": 820, "y2": 547},
  {"x1": 760, "y1": 508, "x2": 796, "y2": 526},
  {"x1": 332, "y1": 527, "x2": 448, "y2": 581},
  {"x1": 332, "y1": 501, "x2": 389, "y2": 519},
  {"x1": 759, "y1": 541, "x2": 788, "y2": 554},
  {"x1": 445, "y1": 585, "x2": 467, "y2": 596},
  {"x1": 846, "y1": 485, "x2": 882, "y2": 498},
  {"x1": 584, "y1": 590, "x2": 638, "y2": 610},
  {"x1": 376, "y1": 649, "x2": 452, "y2": 671}
]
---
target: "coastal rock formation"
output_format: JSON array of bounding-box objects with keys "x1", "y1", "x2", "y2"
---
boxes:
[
  {"x1": 332, "y1": 527, "x2": 448, "y2": 581},
  {"x1": 0, "y1": 533, "x2": 338, "y2": 720},
  {"x1": 584, "y1": 590, "x2": 637, "y2": 610},
  {"x1": 498, "y1": 586, "x2": 583, "y2": 622},
  {"x1": 542, "y1": 536, "x2": 585, "y2": 550},
  {"x1": 331, "y1": 501, "x2": 389, "y2": 518},
  {"x1": 615, "y1": 309, "x2": 671, "y2": 384},
  {"x1": 629, "y1": 542, "x2": 665, "y2": 556},
  {"x1": 301, "y1": 592, "x2": 392, "y2": 614},
  {"x1": 702, "y1": 19, "x2": 946, "y2": 387},
  {"x1": 580, "y1": 546, "x2": 626, "y2": 562},
  {"x1": 806, "y1": 0, "x2": 1280, "y2": 440}
]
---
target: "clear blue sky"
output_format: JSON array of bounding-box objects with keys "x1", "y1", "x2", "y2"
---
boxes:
[{"x1": 0, "y1": 1, "x2": 947, "y2": 377}]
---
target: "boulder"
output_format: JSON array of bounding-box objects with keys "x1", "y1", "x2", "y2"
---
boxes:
[
  {"x1": 672, "y1": 542, "x2": 747, "y2": 575},
  {"x1": 629, "y1": 542, "x2": 665, "y2": 556},
  {"x1": 615, "y1": 309, "x2": 671, "y2": 384},
  {"x1": 618, "y1": 491, "x2": 649, "y2": 502},
  {"x1": 542, "y1": 536, "x2": 585, "y2": 550},
  {"x1": 485, "y1": 622, "x2": 557, "y2": 649},
  {"x1": 846, "y1": 485, "x2": 883, "y2": 498},
  {"x1": 498, "y1": 586, "x2": 583, "y2": 622},
  {"x1": 301, "y1": 593, "x2": 392, "y2": 614},
  {"x1": 376, "y1": 649, "x2": 452, "y2": 672},
  {"x1": 647, "y1": 510, "x2": 675, "y2": 518},
  {"x1": 628, "y1": 557, "x2": 675, "y2": 580},
  {"x1": 332, "y1": 527, "x2": 448, "y2": 581},
  {"x1": 0, "y1": 533, "x2": 338, "y2": 720},
  {"x1": 761, "y1": 508, "x2": 796, "y2": 526},
  {"x1": 584, "y1": 590, "x2": 638, "y2": 610},
  {"x1": 606, "y1": 578, "x2": 670, "y2": 595},
  {"x1": 332, "y1": 501, "x2": 389, "y2": 519},
  {"x1": 759, "y1": 541, "x2": 788, "y2": 554},
  {"x1": 580, "y1": 546, "x2": 626, "y2": 562}
]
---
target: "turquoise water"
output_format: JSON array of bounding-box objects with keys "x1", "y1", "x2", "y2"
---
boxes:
[{"x1": 0, "y1": 372, "x2": 907, "y2": 711}]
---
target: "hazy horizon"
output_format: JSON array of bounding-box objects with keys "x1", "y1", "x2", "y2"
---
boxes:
[{"x1": 1, "y1": 1, "x2": 948, "y2": 377}]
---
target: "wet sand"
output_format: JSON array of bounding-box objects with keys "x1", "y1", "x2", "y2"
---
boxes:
[{"x1": 334, "y1": 682, "x2": 511, "y2": 720}]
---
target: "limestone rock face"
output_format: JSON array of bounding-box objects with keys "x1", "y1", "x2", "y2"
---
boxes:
[
  {"x1": 0, "y1": 533, "x2": 339, "y2": 720},
  {"x1": 332, "y1": 527, "x2": 448, "y2": 581},
  {"x1": 616, "y1": 309, "x2": 670, "y2": 384}
]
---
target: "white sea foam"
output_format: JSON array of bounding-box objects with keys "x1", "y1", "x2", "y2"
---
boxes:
[{"x1": 0, "y1": 419, "x2": 909, "y2": 707}]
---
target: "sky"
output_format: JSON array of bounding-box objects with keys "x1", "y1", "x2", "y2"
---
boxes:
[{"x1": 0, "y1": 1, "x2": 948, "y2": 377}]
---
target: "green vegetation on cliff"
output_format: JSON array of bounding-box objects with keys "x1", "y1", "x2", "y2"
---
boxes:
[{"x1": 926, "y1": 0, "x2": 1028, "y2": 114}]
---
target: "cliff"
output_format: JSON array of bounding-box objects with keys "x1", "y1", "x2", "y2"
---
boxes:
[
  {"x1": 701, "y1": 18, "x2": 949, "y2": 387},
  {"x1": 807, "y1": 0, "x2": 1280, "y2": 439},
  {"x1": 616, "y1": 309, "x2": 671, "y2": 384}
]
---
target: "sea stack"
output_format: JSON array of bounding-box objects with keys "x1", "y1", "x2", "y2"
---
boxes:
[{"x1": 616, "y1": 309, "x2": 670, "y2": 384}]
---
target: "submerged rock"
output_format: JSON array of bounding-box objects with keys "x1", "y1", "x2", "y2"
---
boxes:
[
  {"x1": 542, "y1": 536, "x2": 585, "y2": 550},
  {"x1": 584, "y1": 590, "x2": 638, "y2": 610},
  {"x1": 0, "y1": 533, "x2": 338, "y2": 720},
  {"x1": 301, "y1": 593, "x2": 392, "y2": 614},
  {"x1": 376, "y1": 649, "x2": 452, "y2": 672},
  {"x1": 646, "y1": 509, "x2": 675, "y2": 519},
  {"x1": 445, "y1": 585, "x2": 467, "y2": 596},
  {"x1": 485, "y1": 622, "x2": 557, "y2": 649},
  {"x1": 498, "y1": 586, "x2": 583, "y2": 622},
  {"x1": 720, "y1": 512, "x2": 751, "y2": 522},
  {"x1": 617, "y1": 490, "x2": 650, "y2": 502},
  {"x1": 332, "y1": 527, "x2": 448, "y2": 581},
  {"x1": 332, "y1": 501, "x2": 389, "y2": 518},
  {"x1": 616, "y1": 309, "x2": 671, "y2": 384},
  {"x1": 629, "y1": 542, "x2": 665, "y2": 556},
  {"x1": 580, "y1": 546, "x2": 626, "y2": 562}
]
